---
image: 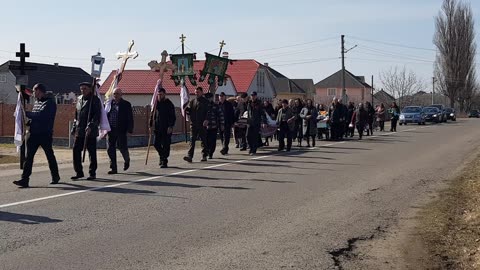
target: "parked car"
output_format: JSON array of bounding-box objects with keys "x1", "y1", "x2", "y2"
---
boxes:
[
  {"x1": 399, "y1": 106, "x2": 425, "y2": 125},
  {"x1": 430, "y1": 104, "x2": 447, "y2": 122},
  {"x1": 444, "y1": 107, "x2": 456, "y2": 121},
  {"x1": 423, "y1": 107, "x2": 442, "y2": 123},
  {"x1": 468, "y1": 110, "x2": 480, "y2": 118}
]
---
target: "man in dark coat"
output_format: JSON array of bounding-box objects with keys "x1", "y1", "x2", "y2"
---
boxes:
[
  {"x1": 218, "y1": 92, "x2": 234, "y2": 155},
  {"x1": 106, "y1": 88, "x2": 133, "y2": 174},
  {"x1": 204, "y1": 93, "x2": 224, "y2": 159},
  {"x1": 13, "y1": 83, "x2": 60, "y2": 188},
  {"x1": 153, "y1": 88, "x2": 176, "y2": 168},
  {"x1": 184, "y1": 87, "x2": 210, "y2": 162},
  {"x1": 276, "y1": 99, "x2": 296, "y2": 151},
  {"x1": 71, "y1": 81, "x2": 101, "y2": 180},
  {"x1": 246, "y1": 91, "x2": 266, "y2": 155}
]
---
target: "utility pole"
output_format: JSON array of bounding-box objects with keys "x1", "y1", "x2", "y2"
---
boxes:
[
  {"x1": 371, "y1": 75, "x2": 374, "y2": 105},
  {"x1": 341, "y1": 35, "x2": 346, "y2": 103},
  {"x1": 341, "y1": 35, "x2": 357, "y2": 104},
  {"x1": 432, "y1": 77, "x2": 436, "y2": 105}
]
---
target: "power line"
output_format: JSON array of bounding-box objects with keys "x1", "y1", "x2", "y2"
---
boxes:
[
  {"x1": 230, "y1": 36, "x2": 338, "y2": 56},
  {"x1": 348, "y1": 35, "x2": 436, "y2": 52}
]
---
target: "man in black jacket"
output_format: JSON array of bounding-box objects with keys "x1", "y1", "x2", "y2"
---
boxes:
[
  {"x1": 184, "y1": 87, "x2": 209, "y2": 162},
  {"x1": 153, "y1": 88, "x2": 176, "y2": 168},
  {"x1": 106, "y1": 88, "x2": 134, "y2": 174},
  {"x1": 218, "y1": 92, "x2": 234, "y2": 155},
  {"x1": 71, "y1": 81, "x2": 101, "y2": 180},
  {"x1": 13, "y1": 83, "x2": 60, "y2": 188},
  {"x1": 246, "y1": 91, "x2": 267, "y2": 155}
]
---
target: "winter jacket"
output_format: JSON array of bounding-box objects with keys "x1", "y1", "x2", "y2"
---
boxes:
[{"x1": 26, "y1": 93, "x2": 56, "y2": 136}]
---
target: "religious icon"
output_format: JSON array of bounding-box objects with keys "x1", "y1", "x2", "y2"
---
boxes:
[
  {"x1": 202, "y1": 53, "x2": 229, "y2": 77},
  {"x1": 170, "y1": 53, "x2": 195, "y2": 77}
]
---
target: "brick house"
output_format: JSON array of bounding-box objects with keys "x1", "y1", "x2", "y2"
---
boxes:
[
  {"x1": 315, "y1": 69, "x2": 372, "y2": 106},
  {"x1": 0, "y1": 61, "x2": 91, "y2": 104}
]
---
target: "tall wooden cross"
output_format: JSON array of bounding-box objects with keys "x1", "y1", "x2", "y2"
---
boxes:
[
  {"x1": 15, "y1": 43, "x2": 31, "y2": 169},
  {"x1": 116, "y1": 40, "x2": 139, "y2": 75},
  {"x1": 145, "y1": 50, "x2": 175, "y2": 165},
  {"x1": 148, "y1": 50, "x2": 175, "y2": 80}
]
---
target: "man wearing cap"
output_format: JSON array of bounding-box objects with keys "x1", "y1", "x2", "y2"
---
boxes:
[
  {"x1": 246, "y1": 91, "x2": 267, "y2": 155},
  {"x1": 106, "y1": 88, "x2": 133, "y2": 174},
  {"x1": 153, "y1": 87, "x2": 176, "y2": 168},
  {"x1": 71, "y1": 81, "x2": 101, "y2": 180},
  {"x1": 184, "y1": 87, "x2": 210, "y2": 162},
  {"x1": 13, "y1": 83, "x2": 60, "y2": 188},
  {"x1": 218, "y1": 92, "x2": 234, "y2": 155}
]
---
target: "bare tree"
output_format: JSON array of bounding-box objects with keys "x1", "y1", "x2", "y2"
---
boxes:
[
  {"x1": 379, "y1": 66, "x2": 425, "y2": 108},
  {"x1": 434, "y1": 0, "x2": 477, "y2": 111}
]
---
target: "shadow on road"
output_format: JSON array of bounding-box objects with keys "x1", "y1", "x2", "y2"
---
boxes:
[
  {"x1": 136, "y1": 180, "x2": 251, "y2": 190},
  {"x1": 0, "y1": 211, "x2": 63, "y2": 225}
]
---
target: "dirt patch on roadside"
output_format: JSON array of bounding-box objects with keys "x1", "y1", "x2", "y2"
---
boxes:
[
  {"x1": 0, "y1": 155, "x2": 19, "y2": 164},
  {"x1": 416, "y1": 154, "x2": 480, "y2": 269}
]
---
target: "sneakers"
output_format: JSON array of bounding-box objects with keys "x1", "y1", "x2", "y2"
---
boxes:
[
  {"x1": 201, "y1": 156, "x2": 208, "y2": 162},
  {"x1": 183, "y1": 156, "x2": 193, "y2": 163},
  {"x1": 220, "y1": 149, "x2": 227, "y2": 155},
  {"x1": 50, "y1": 177, "x2": 60, "y2": 185},
  {"x1": 86, "y1": 175, "x2": 96, "y2": 180},
  {"x1": 13, "y1": 180, "x2": 29, "y2": 188},
  {"x1": 160, "y1": 163, "x2": 168, "y2": 168},
  {"x1": 123, "y1": 161, "x2": 130, "y2": 171},
  {"x1": 108, "y1": 170, "x2": 118, "y2": 175}
]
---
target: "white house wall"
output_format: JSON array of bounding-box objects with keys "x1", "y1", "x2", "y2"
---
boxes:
[
  {"x1": 215, "y1": 78, "x2": 237, "y2": 96},
  {"x1": 247, "y1": 68, "x2": 276, "y2": 101},
  {"x1": 117, "y1": 94, "x2": 195, "y2": 108}
]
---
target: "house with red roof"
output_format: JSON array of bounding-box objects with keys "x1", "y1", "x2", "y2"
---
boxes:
[{"x1": 99, "y1": 59, "x2": 282, "y2": 107}]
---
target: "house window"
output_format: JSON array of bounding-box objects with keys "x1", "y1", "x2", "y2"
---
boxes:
[
  {"x1": 327, "y1": 88, "x2": 336, "y2": 96},
  {"x1": 361, "y1": 88, "x2": 365, "y2": 100},
  {"x1": 0, "y1": 75, "x2": 6, "y2": 83}
]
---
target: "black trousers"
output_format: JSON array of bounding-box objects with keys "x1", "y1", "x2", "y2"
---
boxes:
[
  {"x1": 188, "y1": 126, "x2": 208, "y2": 158},
  {"x1": 219, "y1": 125, "x2": 232, "y2": 153},
  {"x1": 73, "y1": 136, "x2": 97, "y2": 176},
  {"x1": 330, "y1": 122, "x2": 340, "y2": 140},
  {"x1": 247, "y1": 126, "x2": 260, "y2": 153},
  {"x1": 391, "y1": 118, "x2": 398, "y2": 131},
  {"x1": 154, "y1": 132, "x2": 172, "y2": 164},
  {"x1": 278, "y1": 122, "x2": 292, "y2": 151},
  {"x1": 235, "y1": 127, "x2": 247, "y2": 149},
  {"x1": 207, "y1": 129, "x2": 217, "y2": 157},
  {"x1": 357, "y1": 124, "x2": 365, "y2": 138},
  {"x1": 107, "y1": 131, "x2": 130, "y2": 170},
  {"x1": 21, "y1": 134, "x2": 59, "y2": 182},
  {"x1": 379, "y1": 121, "x2": 385, "y2": 131}
]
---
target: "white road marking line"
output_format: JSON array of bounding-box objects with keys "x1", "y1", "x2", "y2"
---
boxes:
[{"x1": 0, "y1": 126, "x2": 423, "y2": 210}]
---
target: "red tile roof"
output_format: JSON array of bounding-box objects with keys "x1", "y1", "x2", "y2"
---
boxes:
[{"x1": 100, "y1": 59, "x2": 261, "y2": 95}]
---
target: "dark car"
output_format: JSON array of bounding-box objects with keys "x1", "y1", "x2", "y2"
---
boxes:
[
  {"x1": 423, "y1": 107, "x2": 441, "y2": 123},
  {"x1": 444, "y1": 107, "x2": 456, "y2": 121},
  {"x1": 399, "y1": 106, "x2": 425, "y2": 125},
  {"x1": 430, "y1": 104, "x2": 447, "y2": 122},
  {"x1": 468, "y1": 110, "x2": 480, "y2": 118}
]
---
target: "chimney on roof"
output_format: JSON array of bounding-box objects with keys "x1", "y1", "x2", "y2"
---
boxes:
[
  {"x1": 264, "y1": 63, "x2": 269, "y2": 66},
  {"x1": 222, "y1": 52, "x2": 229, "y2": 59},
  {"x1": 54, "y1": 63, "x2": 59, "y2": 67}
]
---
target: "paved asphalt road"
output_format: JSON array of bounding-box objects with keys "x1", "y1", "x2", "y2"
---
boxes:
[{"x1": 1, "y1": 119, "x2": 479, "y2": 270}]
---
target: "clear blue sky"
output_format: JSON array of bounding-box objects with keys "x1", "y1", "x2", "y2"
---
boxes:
[{"x1": 2, "y1": 0, "x2": 480, "y2": 89}]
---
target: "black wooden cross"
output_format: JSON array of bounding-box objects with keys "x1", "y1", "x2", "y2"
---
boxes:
[{"x1": 16, "y1": 43, "x2": 30, "y2": 77}]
